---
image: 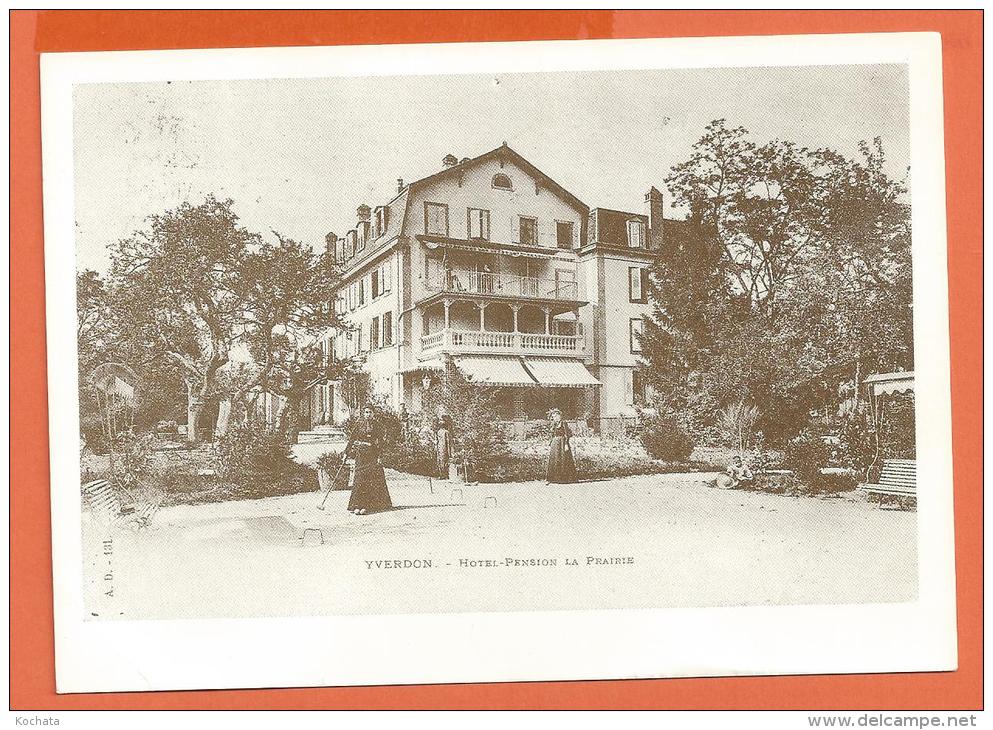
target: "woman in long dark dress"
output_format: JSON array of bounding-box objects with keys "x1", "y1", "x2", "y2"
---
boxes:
[
  {"x1": 546, "y1": 408, "x2": 577, "y2": 484},
  {"x1": 345, "y1": 405, "x2": 393, "y2": 515},
  {"x1": 435, "y1": 413, "x2": 454, "y2": 479}
]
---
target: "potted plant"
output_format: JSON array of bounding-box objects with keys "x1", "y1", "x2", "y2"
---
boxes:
[{"x1": 316, "y1": 451, "x2": 347, "y2": 491}]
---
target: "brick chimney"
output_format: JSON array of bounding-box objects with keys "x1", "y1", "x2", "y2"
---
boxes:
[
  {"x1": 325, "y1": 231, "x2": 339, "y2": 260},
  {"x1": 645, "y1": 186, "x2": 664, "y2": 249},
  {"x1": 442, "y1": 153, "x2": 458, "y2": 169},
  {"x1": 396, "y1": 178, "x2": 405, "y2": 194}
]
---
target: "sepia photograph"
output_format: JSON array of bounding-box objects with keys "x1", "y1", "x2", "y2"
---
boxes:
[{"x1": 40, "y1": 33, "x2": 955, "y2": 692}]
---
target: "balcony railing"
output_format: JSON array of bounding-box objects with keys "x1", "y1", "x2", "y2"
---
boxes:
[
  {"x1": 425, "y1": 269, "x2": 579, "y2": 300},
  {"x1": 420, "y1": 328, "x2": 584, "y2": 357}
]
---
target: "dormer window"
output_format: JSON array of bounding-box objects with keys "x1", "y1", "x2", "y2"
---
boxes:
[
  {"x1": 492, "y1": 173, "x2": 513, "y2": 190},
  {"x1": 374, "y1": 206, "x2": 388, "y2": 238},
  {"x1": 346, "y1": 230, "x2": 357, "y2": 258},
  {"x1": 358, "y1": 221, "x2": 370, "y2": 251},
  {"x1": 626, "y1": 219, "x2": 646, "y2": 249}
]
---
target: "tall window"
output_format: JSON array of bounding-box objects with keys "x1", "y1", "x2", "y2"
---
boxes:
[
  {"x1": 382, "y1": 311, "x2": 393, "y2": 347},
  {"x1": 374, "y1": 206, "x2": 388, "y2": 238},
  {"x1": 628, "y1": 267, "x2": 650, "y2": 303},
  {"x1": 358, "y1": 277, "x2": 366, "y2": 307},
  {"x1": 371, "y1": 269, "x2": 380, "y2": 299},
  {"x1": 425, "y1": 202, "x2": 449, "y2": 236},
  {"x1": 370, "y1": 317, "x2": 380, "y2": 350},
  {"x1": 519, "y1": 216, "x2": 538, "y2": 245},
  {"x1": 629, "y1": 317, "x2": 644, "y2": 353},
  {"x1": 626, "y1": 219, "x2": 645, "y2": 248},
  {"x1": 467, "y1": 208, "x2": 490, "y2": 240},
  {"x1": 382, "y1": 259, "x2": 392, "y2": 293},
  {"x1": 556, "y1": 221, "x2": 574, "y2": 249}
]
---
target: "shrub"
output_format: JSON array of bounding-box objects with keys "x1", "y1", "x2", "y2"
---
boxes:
[
  {"x1": 215, "y1": 421, "x2": 316, "y2": 498},
  {"x1": 421, "y1": 369, "x2": 511, "y2": 481},
  {"x1": 716, "y1": 401, "x2": 761, "y2": 452},
  {"x1": 79, "y1": 408, "x2": 110, "y2": 455},
  {"x1": 838, "y1": 412, "x2": 876, "y2": 477},
  {"x1": 785, "y1": 429, "x2": 832, "y2": 487},
  {"x1": 382, "y1": 434, "x2": 437, "y2": 478},
  {"x1": 638, "y1": 412, "x2": 695, "y2": 462},
  {"x1": 110, "y1": 430, "x2": 155, "y2": 493}
]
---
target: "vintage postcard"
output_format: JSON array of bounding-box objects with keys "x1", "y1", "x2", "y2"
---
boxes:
[{"x1": 41, "y1": 33, "x2": 955, "y2": 693}]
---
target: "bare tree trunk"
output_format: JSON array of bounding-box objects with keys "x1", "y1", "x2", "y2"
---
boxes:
[
  {"x1": 852, "y1": 359, "x2": 862, "y2": 414},
  {"x1": 187, "y1": 395, "x2": 202, "y2": 443},
  {"x1": 215, "y1": 399, "x2": 231, "y2": 438}
]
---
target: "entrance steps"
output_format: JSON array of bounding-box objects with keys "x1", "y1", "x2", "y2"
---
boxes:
[{"x1": 297, "y1": 426, "x2": 347, "y2": 444}]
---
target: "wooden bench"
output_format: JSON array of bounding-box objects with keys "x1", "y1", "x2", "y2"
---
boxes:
[
  {"x1": 82, "y1": 479, "x2": 160, "y2": 529},
  {"x1": 858, "y1": 459, "x2": 916, "y2": 506}
]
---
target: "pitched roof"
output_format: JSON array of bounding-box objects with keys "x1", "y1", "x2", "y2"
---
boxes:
[
  {"x1": 336, "y1": 144, "x2": 590, "y2": 277},
  {"x1": 405, "y1": 143, "x2": 589, "y2": 214}
]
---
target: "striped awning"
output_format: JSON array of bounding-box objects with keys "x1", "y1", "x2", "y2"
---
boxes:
[
  {"x1": 419, "y1": 236, "x2": 558, "y2": 260},
  {"x1": 453, "y1": 355, "x2": 537, "y2": 386},
  {"x1": 864, "y1": 371, "x2": 915, "y2": 397},
  {"x1": 523, "y1": 357, "x2": 601, "y2": 388},
  {"x1": 403, "y1": 359, "x2": 446, "y2": 374}
]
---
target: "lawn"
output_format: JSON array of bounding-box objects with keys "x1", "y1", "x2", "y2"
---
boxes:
[{"x1": 81, "y1": 469, "x2": 917, "y2": 621}]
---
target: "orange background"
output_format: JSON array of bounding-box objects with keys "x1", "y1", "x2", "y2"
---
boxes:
[{"x1": 9, "y1": 10, "x2": 983, "y2": 710}]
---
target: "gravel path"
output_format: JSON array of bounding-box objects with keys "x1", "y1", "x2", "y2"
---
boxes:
[{"x1": 81, "y1": 470, "x2": 916, "y2": 620}]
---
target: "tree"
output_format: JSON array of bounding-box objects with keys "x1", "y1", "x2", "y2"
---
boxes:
[
  {"x1": 665, "y1": 120, "x2": 834, "y2": 315},
  {"x1": 226, "y1": 234, "x2": 346, "y2": 439},
  {"x1": 422, "y1": 366, "x2": 510, "y2": 481},
  {"x1": 644, "y1": 121, "x2": 913, "y2": 445},
  {"x1": 109, "y1": 196, "x2": 258, "y2": 442},
  {"x1": 638, "y1": 213, "x2": 740, "y2": 403}
]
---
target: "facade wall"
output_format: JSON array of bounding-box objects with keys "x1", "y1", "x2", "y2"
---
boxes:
[
  {"x1": 332, "y1": 247, "x2": 405, "y2": 413},
  {"x1": 321, "y1": 149, "x2": 672, "y2": 433},
  {"x1": 587, "y1": 253, "x2": 654, "y2": 418},
  {"x1": 407, "y1": 156, "x2": 585, "y2": 254},
  {"x1": 403, "y1": 157, "x2": 587, "y2": 364}
]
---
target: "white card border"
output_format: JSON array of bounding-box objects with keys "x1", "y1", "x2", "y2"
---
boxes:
[{"x1": 40, "y1": 32, "x2": 956, "y2": 694}]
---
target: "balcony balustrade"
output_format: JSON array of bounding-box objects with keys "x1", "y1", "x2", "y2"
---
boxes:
[
  {"x1": 425, "y1": 269, "x2": 579, "y2": 301},
  {"x1": 420, "y1": 328, "x2": 584, "y2": 357}
]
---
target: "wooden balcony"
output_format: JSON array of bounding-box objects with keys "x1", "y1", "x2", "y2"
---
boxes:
[
  {"x1": 421, "y1": 328, "x2": 584, "y2": 357},
  {"x1": 424, "y1": 269, "x2": 580, "y2": 302}
]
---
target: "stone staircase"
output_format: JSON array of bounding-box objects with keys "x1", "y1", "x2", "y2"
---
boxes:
[{"x1": 297, "y1": 425, "x2": 348, "y2": 444}]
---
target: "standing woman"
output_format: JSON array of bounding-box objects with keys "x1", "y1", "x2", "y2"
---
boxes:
[
  {"x1": 546, "y1": 408, "x2": 577, "y2": 484},
  {"x1": 345, "y1": 404, "x2": 393, "y2": 515},
  {"x1": 435, "y1": 411, "x2": 455, "y2": 480}
]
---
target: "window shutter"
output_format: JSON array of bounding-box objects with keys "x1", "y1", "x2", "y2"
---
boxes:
[
  {"x1": 383, "y1": 311, "x2": 393, "y2": 346},
  {"x1": 383, "y1": 259, "x2": 392, "y2": 293},
  {"x1": 641, "y1": 268, "x2": 651, "y2": 301}
]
